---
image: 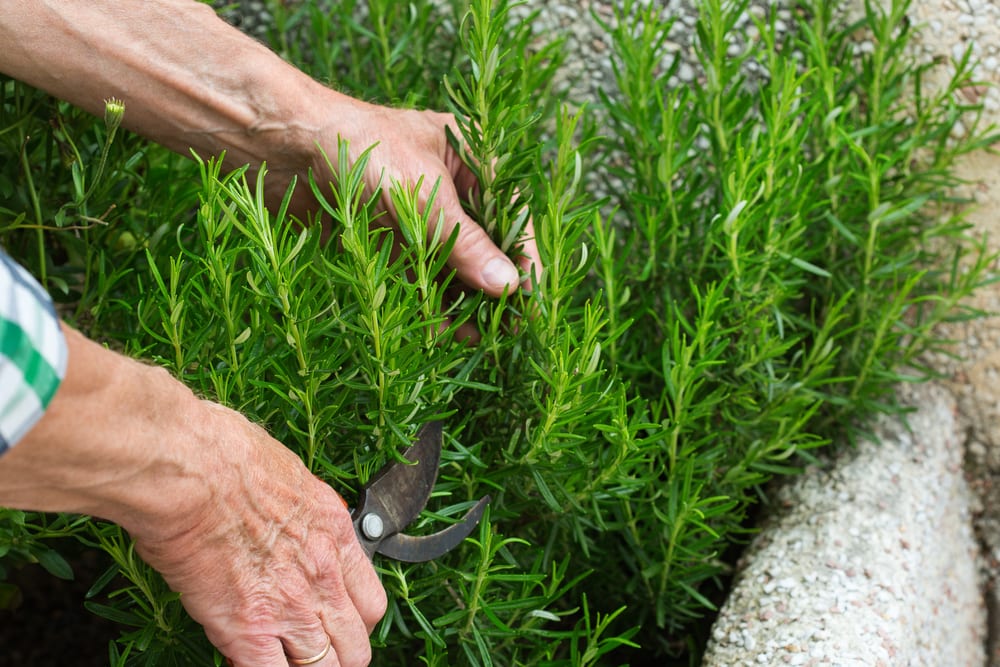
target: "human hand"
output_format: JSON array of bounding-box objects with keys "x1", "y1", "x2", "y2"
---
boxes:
[
  {"x1": 284, "y1": 94, "x2": 541, "y2": 300},
  {"x1": 0, "y1": 327, "x2": 387, "y2": 666},
  {"x1": 131, "y1": 401, "x2": 386, "y2": 667}
]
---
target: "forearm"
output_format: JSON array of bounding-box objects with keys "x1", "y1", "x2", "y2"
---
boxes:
[
  {"x1": 0, "y1": 324, "x2": 215, "y2": 537},
  {"x1": 0, "y1": 0, "x2": 351, "y2": 175}
]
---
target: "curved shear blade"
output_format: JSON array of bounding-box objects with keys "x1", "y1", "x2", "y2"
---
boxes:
[
  {"x1": 376, "y1": 496, "x2": 490, "y2": 562},
  {"x1": 352, "y1": 422, "x2": 442, "y2": 558},
  {"x1": 351, "y1": 422, "x2": 491, "y2": 561},
  {"x1": 367, "y1": 421, "x2": 441, "y2": 527}
]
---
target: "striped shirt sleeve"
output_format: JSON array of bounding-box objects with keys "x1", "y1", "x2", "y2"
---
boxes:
[{"x1": 0, "y1": 249, "x2": 68, "y2": 454}]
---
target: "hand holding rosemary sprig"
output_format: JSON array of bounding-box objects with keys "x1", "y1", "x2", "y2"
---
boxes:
[{"x1": 0, "y1": 0, "x2": 540, "y2": 301}]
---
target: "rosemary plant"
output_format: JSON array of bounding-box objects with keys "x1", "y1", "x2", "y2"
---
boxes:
[{"x1": 0, "y1": 0, "x2": 994, "y2": 664}]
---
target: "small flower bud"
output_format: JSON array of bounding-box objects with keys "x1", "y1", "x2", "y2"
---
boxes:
[
  {"x1": 114, "y1": 230, "x2": 138, "y2": 253},
  {"x1": 103, "y1": 97, "x2": 125, "y2": 134}
]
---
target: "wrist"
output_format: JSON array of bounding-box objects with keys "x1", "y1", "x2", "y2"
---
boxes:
[
  {"x1": 218, "y1": 62, "x2": 329, "y2": 174},
  {"x1": 0, "y1": 327, "x2": 215, "y2": 536},
  {"x1": 93, "y1": 370, "x2": 220, "y2": 540},
  {"x1": 287, "y1": 83, "x2": 377, "y2": 177}
]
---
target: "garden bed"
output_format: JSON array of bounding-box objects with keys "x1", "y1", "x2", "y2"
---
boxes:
[
  {"x1": 1, "y1": 0, "x2": 996, "y2": 664},
  {"x1": 0, "y1": 544, "x2": 118, "y2": 667}
]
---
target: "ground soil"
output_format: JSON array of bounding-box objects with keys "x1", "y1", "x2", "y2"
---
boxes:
[{"x1": 0, "y1": 543, "x2": 120, "y2": 666}]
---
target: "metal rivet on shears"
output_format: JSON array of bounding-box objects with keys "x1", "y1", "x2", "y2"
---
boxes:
[{"x1": 361, "y1": 512, "x2": 384, "y2": 540}]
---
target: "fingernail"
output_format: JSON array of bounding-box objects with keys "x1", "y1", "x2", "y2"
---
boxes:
[{"x1": 482, "y1": 257, "x2": 518, "y2": 292}]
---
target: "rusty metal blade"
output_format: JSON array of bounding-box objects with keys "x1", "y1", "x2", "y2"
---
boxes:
[
  {"x1": 352, "y1": 422, "x2": 443, "y2": 558},
  {"x1": 375, "y1": 496, "x2": 490, "y2": 562},
  {"x1": 365, "y1": 422, "x2": 441, "y2": 529}
]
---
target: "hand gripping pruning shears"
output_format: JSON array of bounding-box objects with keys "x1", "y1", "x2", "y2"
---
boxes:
[{"x1": 350, "y1": 422, "x2": 490, "y2": 562}]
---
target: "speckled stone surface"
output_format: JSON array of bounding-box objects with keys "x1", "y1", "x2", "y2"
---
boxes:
[{"x1": 702, "y1": 382, "x2": 985, "y2": 667}]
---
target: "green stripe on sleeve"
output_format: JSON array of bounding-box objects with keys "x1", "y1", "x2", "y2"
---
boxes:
[{"x1": 0, "y1": 318, "x2": 62, "y2": 409}]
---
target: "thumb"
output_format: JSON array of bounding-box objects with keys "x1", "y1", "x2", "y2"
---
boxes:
[{"x1": 434, "y1": 184, "x2": 519, "y2": 297}]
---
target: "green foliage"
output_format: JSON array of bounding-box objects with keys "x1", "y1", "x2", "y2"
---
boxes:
[
  {"x1": 0, "y1": 0, "x2": 995, "y2": 664},
  {"x1": 0, "y1": 77, "x2": 197, "y2": 329},
  {"x1": 443, "y1": 0, "x2": 562, "y2": 258},
  {"x1": 591, "y1": 0, "x2": 994, "y2": 645}
]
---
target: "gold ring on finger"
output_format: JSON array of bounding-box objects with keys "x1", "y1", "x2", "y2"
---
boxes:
[{"x1": 288, "y1": 640, "x2": 331, "y2": 665}]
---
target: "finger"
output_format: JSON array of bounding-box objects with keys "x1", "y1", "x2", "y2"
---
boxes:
[
  {"x1": 221, "y1": 635, "x2": 289, "y2": 667},
  {"x1": 279, "y1": 612, "x2": 333, "y2": 662},
  {"x1": 454, "y1": 319, "x2": 481, "y2": 344},
  {"x1": 513, "y1": 219, "x2": 542, "y2": 291},
  {"x1": 316, "y1": 602, "x2": 371, "y2": 667},
  {"x1": 335, "y1": 536, "x2": 387, "y2": 634},
  {"x1": 431, "y1": 181, "x2": 519, "y2": 297},
  {"x1": 315, "y1": 484, "x2": 387, "y2": 631},
  {"x1": 438, "y1": 115, "x2": 540, "y2": 294},
  {"x1": 282, "y1": 630, "x2": 337, "y2": 667},
  {"x1": 285, "y1": 643, "x2": 337, "y2": 666},
  {"x1": 279, "y1": 485, "x2": 377, "y2": 667},
  {"x1": 450, "y1": 156, "x2": 481, "y2": 208},
  {"x1": 281, "y1": 536, "x2": 372, "y2": 666}
]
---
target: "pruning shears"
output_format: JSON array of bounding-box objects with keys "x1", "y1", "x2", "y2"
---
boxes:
[{"x1": 350, "y1": 422, "x2": 490, "y2": 562}]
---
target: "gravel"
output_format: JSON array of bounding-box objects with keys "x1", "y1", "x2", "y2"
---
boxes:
[
  {"x1": 511, "y1": 0, "x2": 790, "y2": 105},
  {"x1": 214, "y1": 0, "x2": 274, "y2": 43}
]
